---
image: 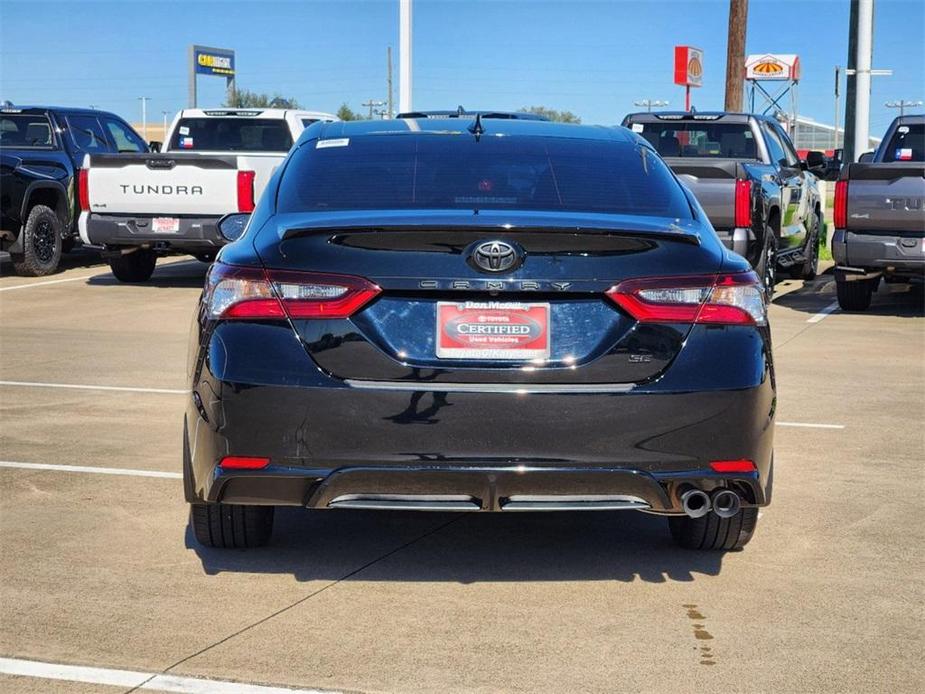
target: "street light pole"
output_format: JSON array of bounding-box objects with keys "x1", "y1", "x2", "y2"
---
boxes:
[
  {"x1": 399, "y1": 0, "x2": 412, "y2": 113},
  {"x1": 138, "y1": 96, "x2": 150, "y2": 141},
  {"x1": 885, "y1": 100, "x2": 923, "y2": 117},
  {"x1": 162, "y1": 111, "x2": 169, "y2": 136},
  {"x1": 634, "y1": 99, "x2": 669, "y2": 113}
]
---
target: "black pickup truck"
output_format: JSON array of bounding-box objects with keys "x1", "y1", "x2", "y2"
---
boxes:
[
  {"x1": 0, "y1": 105, "x2": 148, "y2": 275},
  {"x1": 622, "y1": 112, "x2": 823, "y2": 297}
]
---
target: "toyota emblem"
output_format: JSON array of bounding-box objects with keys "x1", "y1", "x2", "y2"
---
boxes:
[{"x1": 470, "y1": 240, "x2": 523, "y2": 273}]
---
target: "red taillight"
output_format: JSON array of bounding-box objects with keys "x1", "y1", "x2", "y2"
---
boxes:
[
  {"x1": 220, "y1": 456, "x2": 270, "y2": 470},
  {"x1": 78, "y1": 169, "x2": 90, "y2": 211},
  {"x1": 237, "y1": 170, "x2": 255, "y2": 212},
  {"x1": 710, "y1": 459, "x2": 756, "y2": 473},
  {"x1": 205, "y1": 263, "x2": 381, "y2": 320},
  {"x1": 734, "y1": 179, "x2": 751, "y2": 228},
  {"x1": 834, "y1": 179, "x2": 848, "y2": 229},
  {"x1": 606, "y1": 272, "x2": 767, "y2": 326}
]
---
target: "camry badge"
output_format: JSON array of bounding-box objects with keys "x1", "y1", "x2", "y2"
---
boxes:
[{"x1": 469, "y1": 240, "x2": 523, "y2": 273}]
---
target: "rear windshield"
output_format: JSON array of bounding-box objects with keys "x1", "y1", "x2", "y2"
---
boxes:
[
  {"x1": 881, "y1": 123, "x2": 924, "y2": 162},
  {"x1": 633, "y1": 122, "x2": 758, "y2": 159},
  {"x1": 277, "y1": 135, "x2": 693, "y2": 218},
  {"x1": 0, "y1": 114, "x2": 55, "y2": 148},
  {"x1": 169, "y1": 118, "x2": 293, "y2": 152}
]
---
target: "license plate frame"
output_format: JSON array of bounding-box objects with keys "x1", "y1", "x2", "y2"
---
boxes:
[
  {"x1": 436, "y1": 301, "x2": 551, "y2": 360},
  {"x1": 152, "y1": 217, "x2": 180, "y2": 233}
]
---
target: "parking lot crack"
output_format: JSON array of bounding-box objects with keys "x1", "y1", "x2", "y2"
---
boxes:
[{"x1": 121, "y1": 513, "x2": 467, "y2": 694}]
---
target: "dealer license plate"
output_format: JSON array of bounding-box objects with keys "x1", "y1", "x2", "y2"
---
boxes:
[
  {"x1": 152, "y1": 217, "x2": 180, "y2": 233},
  {"x1": 436, "y1": 301, "x2": 550, "y2": 360}
]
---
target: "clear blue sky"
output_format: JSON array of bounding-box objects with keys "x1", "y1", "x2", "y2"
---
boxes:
[{"x1": 1, "y1": 0, "x2": 922, "y2": 135}]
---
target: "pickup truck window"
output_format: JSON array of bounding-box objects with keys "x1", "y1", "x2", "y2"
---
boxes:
[
  {"x1": 168, "y1": 118, "x2": 293, "y2": 152},
  {"x1": 279, "y1": 135, "x2": 693, "y2": 219},
  {"x1": 881, "y1": 123, "x2": 924, "y2": 162},
  {"x1": 66, "y1": 114, "x2": 110, "y2": 153},
  {"x1": 761, "y1": 123, "x2": 789, "y2": 167},
  {"x1": 0, "y1": 114, "x2": 56, "y2": 148},
  {"x1": 636, "y1": 123, "x2": 758, "y2": 159},
  {"x1": 102, "y1": 117, "x2": 147, "y2": 153}
]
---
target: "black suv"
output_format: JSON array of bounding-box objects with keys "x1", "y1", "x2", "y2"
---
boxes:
[{"x1": 0, "y1": 105, "x2": 148, "y2": 275}]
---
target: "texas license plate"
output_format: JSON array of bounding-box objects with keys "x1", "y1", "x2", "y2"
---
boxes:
[
  {"x1": 152, "y1": 217, "x2": 179, "y2": 233},
  {"x1": 436, "y1": 301, "x2": 550, "y2": 360}
]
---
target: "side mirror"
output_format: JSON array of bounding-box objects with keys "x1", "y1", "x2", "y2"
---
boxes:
[
  {"x1": 217, "y1": 213, "x2": 250, "y2": 242},
  {"x1": 806, "y1": 151, "x2": 826, "y2": 168},
  {"x1": 148, "y1": 141, "x2": 162, "y2": 153},
  {"x1": 858, "y1": 151, "x2": 874, "y2": 163}
]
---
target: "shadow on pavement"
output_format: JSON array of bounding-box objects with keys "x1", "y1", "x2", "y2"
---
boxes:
[
  {"x1": 187, "y1": 507, "x2": 727, "y2": 583},
  {"x1": 0, "y1": 247, "x2": 107, "y2": 275},
  {"x1": 86, "y1": 259, "x2": 208, "y2": 289},
  {"x1": 773, "y1": 271, "x2": 924, "y2": 318}
]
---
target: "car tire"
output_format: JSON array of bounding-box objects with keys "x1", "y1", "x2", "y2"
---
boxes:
[
  {"x1": 11, "y1": 204, "x2": 63, "y2": 277},
  {"x1": 190, "y1": 502, "x2": 274, "y2": 549},
  {"x1": 836, "y1": 276, "x2": 875, "y2": 311},
  {"x1": 107, "y1": 249, "x2": 157, "y2": 283},
  {"x1": 668, "y1": 507, "x2": 759, "y2": 551},
  {"x1": 790, "y1": 212, "x2": 821, "y2": 281},
  {"x1": 756, "y1": 225, "x2": 778, "y2": 301}
]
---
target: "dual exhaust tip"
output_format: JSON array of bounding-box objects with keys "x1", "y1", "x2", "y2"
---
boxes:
[{"x1": 680, "y1": 488, "x2": 741, "y2": 519}]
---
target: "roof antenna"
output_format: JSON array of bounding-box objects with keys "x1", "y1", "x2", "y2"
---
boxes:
[{"x1": 468, "y1": 112, "x2": 484, "y2": 142}]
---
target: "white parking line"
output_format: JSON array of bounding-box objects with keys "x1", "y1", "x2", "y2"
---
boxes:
[
  {"x1": 0, "y1": 656, "x2": 335, "y2": 694},
  {"x1": 807, "y1": 301, "x2": 839, "y2": 323},
  {"x1": 0, "y1": 380, "x2": 187, "y2": 394},
  {"x1": 0, "y1": 274, "x2": 100, "y2": 292},
  {"x1": 0, "y1": 461, "x2": 182, "y2": 479},
  {"x1": 777, "y1": 421, "x2": 845, "y2": 429}
]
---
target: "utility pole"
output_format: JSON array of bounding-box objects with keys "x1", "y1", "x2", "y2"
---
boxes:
[
  {"x1": 885, "y1": 100, "x2": 923, "y2": 117},
  {"x1": 834, "y1": 66, "x2": 841, "y2": 151},
  {"x1": 844, "y1": 0, "x2": 859, "y2": 163},
  {"x1": 387, "y1": 46, "x2": 394, "y2": 118},
  {"x1": 362, "y1": 99, "x2": 385, "y2": 119},
  {"x1": 845, "y1": 0, "x2": 892, "y2": 161},
  {"x1": 723, "y1": 0, "x2": 748, "y2": 112},
  {"x1": 399, "y1": 0, "x2": 412, "y2": 113},
  {"x1": 634, "y1": 99, "x2": 669, "y2": 112},
  {"x1": 137, "y1": 96, "x2": 150, "y2": 141}
]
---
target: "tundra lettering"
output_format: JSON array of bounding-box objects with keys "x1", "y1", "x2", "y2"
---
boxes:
[{"x1": 119, "y1": 184, "x2": 204, "y2": 195}]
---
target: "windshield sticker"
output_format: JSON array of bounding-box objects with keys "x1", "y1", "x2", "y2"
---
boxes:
[
  {"x1": 896, "y1": 148, "x2": 913, "y2": 161},
  {"x1": 180, "y1": 136, "x2": 194, "y2": 149},
  {"x1": 898, "y1": 126, "x2": 910, "y2": 134},
  {"x1": 178, "y1": 126, "x2": 190, "y2": 135},
  {"x1": 316, "y1": 138, "x2": 349, "y2": 149},
  {"x1": 631, "y1": 123, "x2": 645, "y2": 133}
]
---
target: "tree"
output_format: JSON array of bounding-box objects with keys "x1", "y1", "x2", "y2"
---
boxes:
[
  {"x1": 336, "y1": 103, "x2": 360, "y2": 121},
  {"x1": 225, "y1": 88, "x2": 301, "y2": 109},
  {"x1": 518, "y1": 106, "x2": 581, "y2": 124}
]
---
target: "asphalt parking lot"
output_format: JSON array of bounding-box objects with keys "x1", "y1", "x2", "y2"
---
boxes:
[{"x1": 1, "y1": 251, "x2": 922, "y2": 694}]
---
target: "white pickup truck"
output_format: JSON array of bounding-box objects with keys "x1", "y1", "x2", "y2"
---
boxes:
[{"x1": 78, "y1": 108, "x2": 336, "y2": 281}]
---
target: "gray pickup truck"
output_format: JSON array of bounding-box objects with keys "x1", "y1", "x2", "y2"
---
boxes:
[
  {"x1": 833, "y1": 115, "x2": 925, "y2": 311},
  {"x1": 622, "y1": 112, "x2": 823, "y2": 297}
]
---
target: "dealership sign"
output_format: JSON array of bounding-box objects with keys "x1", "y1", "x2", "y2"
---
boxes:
[
  {"x1": 194, "y1": 47, "x2": 235, "y2": 77},
  {"x1": 745, "y1": 54, "x2": 800, "y2": 81},
  {"x1": 674, "y1": 46, "x2": 703, "y2": 88}
]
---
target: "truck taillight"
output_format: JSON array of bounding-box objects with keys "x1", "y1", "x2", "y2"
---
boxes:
[
  {"x1": 78, "y1": 169, "x2": 90, "y2": 212},
  {"x1": 834, "y1": 179, "x2": 848, "y2": 229},
  {"x1": 205, "y1": 263, "x2": 381, "y2": 320},
  {"x1": 734, "y1": 179, "x2": 751, "y2": 228},
  {"x1": 606, "y1": 272, "x2": 767, "y2": 326},
  {"x1": 237, "y1": 170, "x2": 255, "y2": 213}
]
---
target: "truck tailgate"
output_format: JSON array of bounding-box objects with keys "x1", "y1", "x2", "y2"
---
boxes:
[
  {"x1": 85, "y1": 153, "x2": 240, "y2": 216},
  {"x1": 663, "y1": 159, "x2": 743, "y2": 230},
  {"x1": 845, "y1": 163, "x2": 925, "y2": 235}
]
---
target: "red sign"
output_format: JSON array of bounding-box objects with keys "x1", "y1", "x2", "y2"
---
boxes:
[
  {"x1": 674, "y1": 46, "x2": 704, "y2": 88},
  {"x1": 436, "y1": 302, "x2": 550, "y2": 360}
]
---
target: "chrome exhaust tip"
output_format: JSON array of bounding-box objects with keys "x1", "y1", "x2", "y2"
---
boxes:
[
  {"x1": 680, "y1": 488, "x2": 712, "y2": 519},
  {"x1": 711, "y1": 489, "x2": 741, "y2": 518}
]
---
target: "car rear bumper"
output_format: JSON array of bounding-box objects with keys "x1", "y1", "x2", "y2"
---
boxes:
[
  {"x1": 184, "y1": 323, "x2": 776, "y2": 514},
  {"x1": 80, "y1": 212, "x2": 225, "y2": 251},
  {"x1": 833, "y1": 229, "x2": 925, "y2": 278}
]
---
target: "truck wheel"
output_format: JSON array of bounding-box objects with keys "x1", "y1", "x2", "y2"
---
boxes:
[
  {"x1": 11, "y1": 205, "x2": 62, "y2": 276},
  {"x1": 836, "y1": 276, "x2": 874, "y2": 311},
  {"x1": 668, "y1": 507, "x2": 759, "y2": 551},
  {"x1": 108, "y1": 249, "x2": 157, "y2": 283},
  {"x1": 190, "y1": 502, "x2": 274, "y2": 548},
  {"x1": 790, "y1": 212, "x2": 821, "y2": 280},
  {"x1": 756, "y1": 226, "x2": 778, "y2": 301}
]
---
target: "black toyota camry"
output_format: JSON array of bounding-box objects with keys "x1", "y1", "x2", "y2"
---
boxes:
[{"x1": 184, "y1": 117, "x2": 774, "y2": 551}]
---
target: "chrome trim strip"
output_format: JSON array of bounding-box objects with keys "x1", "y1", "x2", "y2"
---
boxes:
[
  {"x1": 329, "y1": 493, "x2": 480, "y2": 511},
  {"x1": 343, "y1": 379, "x2": 635, "y2": 394},
  {"x1": 501, "y1": 494, "x2": 650, "y2": 511}
]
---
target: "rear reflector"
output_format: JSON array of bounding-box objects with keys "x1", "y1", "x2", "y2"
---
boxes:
[
  {"x1": 606, "y1": 272, "x2": 767, "y2": 326},
  {"x1": 78, "y1": 169, "x2": 90, "y2": 212},
  {"x1": 205, "y1": 262, "x2": 381, "y2": 320},
  {"x1": 734, "y1": 179, "x2": 751, "y2": 228},
  {"x1": 710, "y1": 459, "x2": 756, "y2": 473},
  {"x1": 237, "y1": 170, "x2": 256, "y2": 213},
  {"x1": 833, "y1": 179, "x2": 848, "y2": 229},
  {"x1": 220, "y1": 456, "x2": 270, "y2": 470}
]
